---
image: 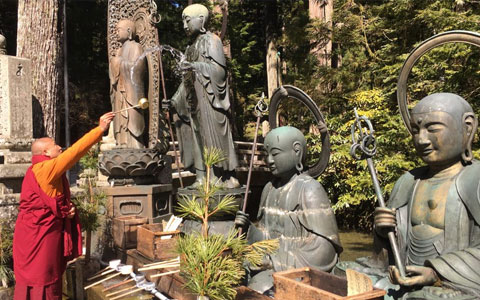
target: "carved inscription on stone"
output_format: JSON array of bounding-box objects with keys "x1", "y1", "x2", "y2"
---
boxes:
[{"x1": 0, "y1": 56, "x2": 32, "y2": 140}]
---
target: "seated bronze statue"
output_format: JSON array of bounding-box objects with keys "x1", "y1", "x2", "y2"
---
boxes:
[
  {"x1": 350, "y1": 93, "x2": 480, "y2": 300},
  {"x1": 236, "y1": 126, "x2": 342, "y2": 294}
]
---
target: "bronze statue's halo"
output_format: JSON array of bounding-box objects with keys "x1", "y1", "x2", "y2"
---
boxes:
[
  {"x1": 397, "y1": 30, "x2": 480, "y2": 135},
  {"x1": 268, "y1": 85, "x2": 330, "y2": 178}
]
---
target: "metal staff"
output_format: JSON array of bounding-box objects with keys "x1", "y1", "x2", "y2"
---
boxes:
[
  {"x1": 239, "y1": 94, "x2": 267, "y2": 236},
  {"x1": 159, "y1": 50, "x2": 184, "y2": 188},
  {"x1": 350, "y1": 108, "x2": 406, "y2": 278}
]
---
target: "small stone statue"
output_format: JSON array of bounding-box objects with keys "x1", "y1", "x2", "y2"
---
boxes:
[
  {"x1": 168, "y1": 4, "x2": 238, "y2": 187},
  {"x1": 235, "y1": 126, "x2": 343, "y2": 294},
  {"x1": 109, "y1": 19, "x2": 147, "y2": 148},
  {"x1": 371, "y1": 93, "x2": 480, "y2": 299},
  {"x1": 0, "y1": 34, "x2": 6, "y2": 55}
]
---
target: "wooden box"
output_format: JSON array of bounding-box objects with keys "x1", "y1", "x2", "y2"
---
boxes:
[
  {"x1": 136, "y1": 223, "x2": 180, "y2": 260},
  {"x1": 157, "y1": 271, "x2": 270, "y2": 300},
  {"x1": 113, "y1": 216, "x2": 148, "y2": 249},
  {"x1": 273, "y1": 267, "x2": 385, "y2": 300}
]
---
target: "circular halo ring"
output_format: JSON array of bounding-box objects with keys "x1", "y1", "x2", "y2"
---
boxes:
[
  {"x1": 397, "y1": 30, "x2": 480, "y2": 135},
  {"x1": 268, "y1": 85, "x2": 330, "y2": 178}
]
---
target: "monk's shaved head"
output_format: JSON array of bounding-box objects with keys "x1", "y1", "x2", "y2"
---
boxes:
[{"x1": 31, "y1": 138, "x2": 54, "y2": 155}]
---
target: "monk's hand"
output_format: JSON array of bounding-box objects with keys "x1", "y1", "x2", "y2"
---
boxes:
[
  {"x1": 234, "y1": 211, "x2": 250, "y2": 231},
  {"x1": 389, "y1": 265, "x2": 438, "y2": 287},
  {"x1": 67, "y1": 206, "x2": 76, "y2": 219},
  {"x1": 374, "y1": 207, "x2": 397, "y2": 238},
  {"x1": 99, "y1": 112, "x2": 115, "y2": 132}
]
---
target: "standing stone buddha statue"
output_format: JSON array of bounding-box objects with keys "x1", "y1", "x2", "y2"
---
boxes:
[
  {"x1": 109, "y1": 19, "x2": 147, "y2": 149},
  {"x1": 235, "y1": 126, "x2": 342, "y2": 294},
  {"x1": 373, "y1": 93, "x2": 480, "y2": 299}
]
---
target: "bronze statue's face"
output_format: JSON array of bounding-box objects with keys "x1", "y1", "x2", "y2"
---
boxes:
[
  {"x1": 410, "y1": 111, "x2": 463, "y2": 166},
  {"x1": 264, "y1": 127, "x2": 305, "y2": 179},
  {"x1": 183, "y1": 14, "x2": 204, "y2": 37}
]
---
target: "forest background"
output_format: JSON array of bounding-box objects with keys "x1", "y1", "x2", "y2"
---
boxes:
[{"x1": 1, "y1": 0, "x2": 480, "y2": 230}]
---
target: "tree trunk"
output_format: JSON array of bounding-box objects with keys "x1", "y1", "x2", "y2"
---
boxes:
[
  {"x1": 17, "y1": 0, "x2": 63, "y2": 140},
  {"x1": 309, "y1": 0, "x2": 333, "y2": 67},
  {"x1": 265, "y1": 0, "x2": 280, "y2": 98}
]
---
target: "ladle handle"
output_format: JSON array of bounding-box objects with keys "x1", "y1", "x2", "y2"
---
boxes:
[
  {"x1": 112, "y1": 104, "x2": 139, "y2": 114},
  {"x1": 84, "y1": 272, "x2": 122, "y2": 290},
  {"x1": 110, "y1": 287, "x2": 143, "y2": 300},
  {"x1": 87, "y1": 268, "x2": 115, "y2": 281}
]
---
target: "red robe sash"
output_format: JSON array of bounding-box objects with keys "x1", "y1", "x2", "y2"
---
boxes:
[{"x1": 13, "y1": 155, "x2": 82, "y2": 286}]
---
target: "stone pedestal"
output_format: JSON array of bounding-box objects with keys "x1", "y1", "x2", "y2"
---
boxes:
[
  {"x1": 0, "y1": 55, "x2": 32, "y2": 194},
  {"x1": 104, "y1": 184, "x2": 173, "y2": 223}
]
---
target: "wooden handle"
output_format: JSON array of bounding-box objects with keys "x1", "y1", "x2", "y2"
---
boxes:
[
  {"x1": 84, "y1": 272, "x2": 121, "y2": 290},
  {"x1": 106, "y1": 285, "x2": 135, "y2": 297},
  {"x1": 87, "y1": 268, "x2": 115, "y2": 281},
  {"x1": 110, "y1": 287, "x2": 143, "y2": 300},
  {"x1": 138, "y1": 263, "x2": 179, "y2": 272},
  {"x1": 151, "y1": 269, "x2": 180, "y2": 279},
  {"x1": 102, "y1": 278, "x2": 134, "y2": 292}
]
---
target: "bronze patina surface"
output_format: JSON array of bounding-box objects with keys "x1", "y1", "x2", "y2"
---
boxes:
[
  {"x1": 236, "y1": 126, "x2": 342, "y2": 294},
  {"x1": 168, "y1": 4, "x2": 239, "y2": 188}
]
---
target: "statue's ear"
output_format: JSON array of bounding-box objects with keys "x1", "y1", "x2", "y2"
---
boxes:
[
  {"x1": 199, "y1": 16, "x2": 207, "y2": 33},
  {"x1": 127, "y1": 28, "x2": 132, "y2": 40},
  {"x1": 462, "y1": 112, "x2": 477, "y2": 163},
  {"x1": 293, "y1": 141, "x2": 304, "y2": 173}
]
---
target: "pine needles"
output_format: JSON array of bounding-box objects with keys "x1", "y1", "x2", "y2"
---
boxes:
[{"x1": 176, "y1": 147, "x2": 278, "y2": 300}]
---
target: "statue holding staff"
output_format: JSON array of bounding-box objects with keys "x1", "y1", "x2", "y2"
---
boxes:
[
  {"x1": 235, "y1": 126, "x2": 342, "y2": 294},
  {"x1": 166, "y1": 4, "x2": 238, "y2": 187}
]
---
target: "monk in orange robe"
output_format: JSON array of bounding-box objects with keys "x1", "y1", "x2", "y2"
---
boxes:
[{"x1": 13, "y1": 112, "x2": 114, "y2": 300}]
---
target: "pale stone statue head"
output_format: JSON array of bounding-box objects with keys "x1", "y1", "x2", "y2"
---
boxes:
[
  {"x1": 410, "y1": 92, "x2": 477, "y2": 166},
  {"x1": 182, "y1": 4, "x2": 209, "y2": 36},
  {"x1": 116, "y1": 19, "x2": 137, "y2": 43},
  {"x1": 264, "y1": 126, "x2": 307, "y2": 179},
  {"x1": 0, "y1": 34, "x2": 6, "y2": 55}
]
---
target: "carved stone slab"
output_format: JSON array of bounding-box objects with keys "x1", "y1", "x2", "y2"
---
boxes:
[
  {"x1": 0, "y1": 55, "x2": 32, "y2": 194},
  {"x1": 0, "y1": 55, "x2": 32, "y2": 142}
]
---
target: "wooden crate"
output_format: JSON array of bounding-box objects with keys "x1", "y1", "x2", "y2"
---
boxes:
[
  {"x1": 136, "y1": 223, "x2": 180, "y2": 260},
  {"x1": 273, "y1": 267, "x2": 385, "y2": 300},
  {"x1": 113, "y1": 216, "x2": 148, "y2": 249},
  {"x1": 157, "y1": 271, "x2": 270, "y2": 300}
]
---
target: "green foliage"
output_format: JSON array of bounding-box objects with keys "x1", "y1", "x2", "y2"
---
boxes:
[
  {"x1": 0, "y1": 220, "x2": 14, "y2": 287},
  {"x1": 176, "y1": 147, "x2": 278, "y2": 299},
  {"x1": 314, "y1": 0, "x2": 480, "y2": 230},
  {"x1": 79, "y1": 147, "x2": 100, "y2": 171},
  {"x1": 73, "y1": 147, "x2": 106, "y2": 233}
]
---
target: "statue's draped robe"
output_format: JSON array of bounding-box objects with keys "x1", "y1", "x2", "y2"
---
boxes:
[
  {"x1": 247, "y1": 173, "x2": 342, "y2": 292},
  {"x1": 110, "y1": 39, "x2": 147, "y2": 148},
  {"x1": 386, "y1": 162, "x2": 480, "y2": 298},
  {"x1": 172, "y1": 32, "x2": 237, "y2": 172}
]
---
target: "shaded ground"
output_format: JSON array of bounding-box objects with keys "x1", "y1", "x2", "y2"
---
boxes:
[{"x1": 339, "y1": 230, "x2": 374, "y2": 262}]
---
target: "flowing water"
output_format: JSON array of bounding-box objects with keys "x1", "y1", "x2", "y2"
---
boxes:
[{"x1": 129, "y1": 44, "x2": 187, "y2": 87}]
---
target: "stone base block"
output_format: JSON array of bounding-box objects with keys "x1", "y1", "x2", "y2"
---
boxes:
[{"x1": 103, "y1": 184, "x2": 173, "y2": 223}]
